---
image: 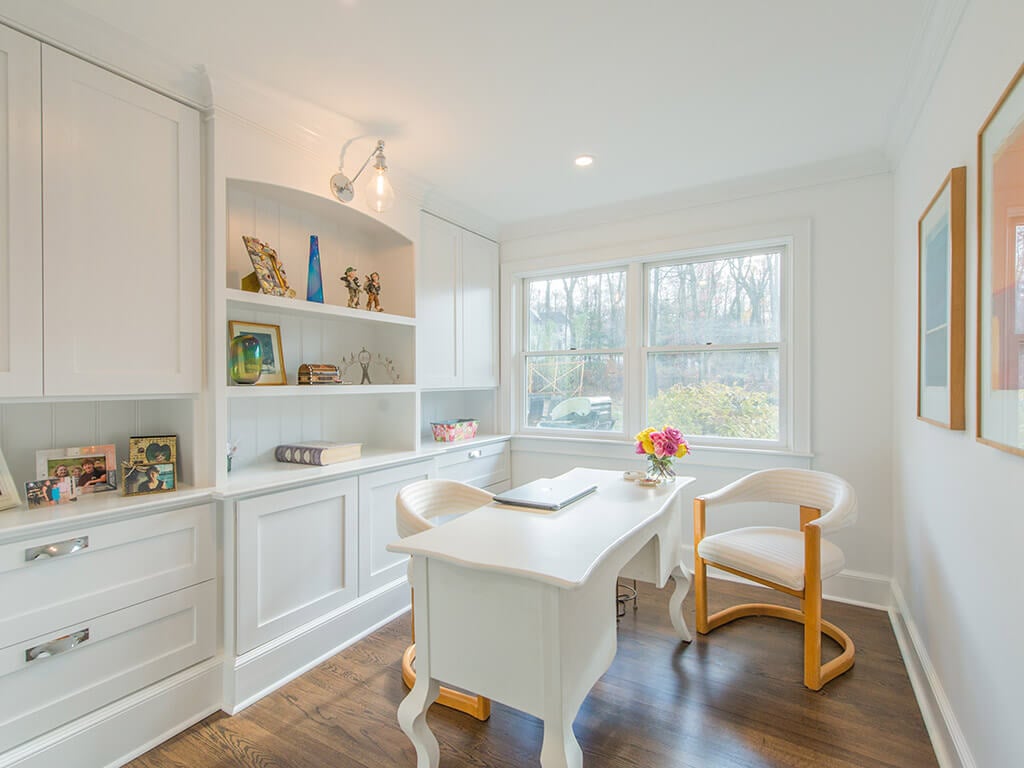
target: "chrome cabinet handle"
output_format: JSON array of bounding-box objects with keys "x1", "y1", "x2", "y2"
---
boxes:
[
  {"x1": 25, "y1": 536, "x2": 89, "y2": 561},
  {"x1": 467, "y1": 449, "x2": 483, "y2": 459},
  {"x1": 25, "y1": 628, "x2": 90, "y2": 662}
]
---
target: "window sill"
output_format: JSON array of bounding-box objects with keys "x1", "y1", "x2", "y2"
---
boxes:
[{"x1": 510, "y1": 434, "x2": 813, "y2": 471}]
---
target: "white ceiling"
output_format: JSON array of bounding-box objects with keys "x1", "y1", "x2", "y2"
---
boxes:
[{"x1": 2, "y1": 0, "x2": 935, "y2": 227}]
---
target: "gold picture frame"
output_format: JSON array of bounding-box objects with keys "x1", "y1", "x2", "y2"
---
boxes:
[
  {"x1": 0, "y1": 445, "x2": 20, "y2": 511},
  {"x1": 228, "y1": 320, "x2": 287, "y2": 385},
  {"x1": 917, "y1": 166, "x2": 966, "y2": 429},
  {"x1": 242, "y1": 235, "x2": 296, "y2": 298},
  {"x1": 977, "y1": 61, "x2": 1024, "y2": 456}
]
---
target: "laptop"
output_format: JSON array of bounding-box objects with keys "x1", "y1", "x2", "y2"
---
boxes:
[{"x1": 493, "y1": 476, "x2": 598, "y2": 511}]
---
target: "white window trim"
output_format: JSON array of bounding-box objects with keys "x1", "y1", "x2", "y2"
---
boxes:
[{"x1": 500, "y1": 218, "x2": 812, "y2": 459}]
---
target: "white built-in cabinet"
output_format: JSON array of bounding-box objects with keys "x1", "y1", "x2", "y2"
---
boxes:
[
  {"x1": 0, "y1": 26, "x2": 42, "y2": 397},
  {"x1": 417, "y1": 212, "x2": 499, "y2": 388},
  {"x1": 41, "y1": 47, "x2": 201, "y2": 396}
]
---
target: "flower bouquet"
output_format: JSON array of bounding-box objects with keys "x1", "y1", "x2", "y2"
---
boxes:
[{"x1": 635, "y1": 426, "x2": 689, "y2": 484}]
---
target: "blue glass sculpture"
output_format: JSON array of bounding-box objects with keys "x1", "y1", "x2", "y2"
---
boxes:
[{"x1": 307, "y1": 234, "x2": 324, "y2": 303}]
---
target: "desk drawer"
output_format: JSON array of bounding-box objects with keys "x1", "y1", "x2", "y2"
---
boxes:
[
  {"x1": 436, "y1": 442, "x2": 509, "y2": 488},
  {"x1": 0, "y1": 579, "x2": 216, "y2": 753},
  {"x1": 0, "y1": 503, "x2": 215, "y2": 648}
]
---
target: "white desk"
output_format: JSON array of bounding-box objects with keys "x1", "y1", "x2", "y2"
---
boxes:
[{"x1": 387, "y1": 468, "x2": 695, "y2": 767}]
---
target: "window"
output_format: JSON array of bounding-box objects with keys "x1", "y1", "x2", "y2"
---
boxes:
[
  {"x1": 517, "y1": 237, "x2": 799, "y2": 451},
  {"x1": 524, "y1": 269, "x2": 627, "y2": 433},
  {"x1": 646, "y1": 249, "x2": 783, "y2": 445}
]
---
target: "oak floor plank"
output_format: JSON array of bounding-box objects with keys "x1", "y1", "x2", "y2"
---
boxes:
[{"x1": 129, "y1": 579, "x2": 937, "y2": 767}]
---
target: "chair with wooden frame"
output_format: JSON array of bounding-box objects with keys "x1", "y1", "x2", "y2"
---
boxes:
[
  {"x1": 396, "y1": 479, "x2": 493, "y2": 721},
  {"x1": 693, "y1": 468, "x2": 858, "y2": 690}
]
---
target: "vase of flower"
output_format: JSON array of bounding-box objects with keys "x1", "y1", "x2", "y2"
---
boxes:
[{"x1": 635, "y1": 426, "x2": 689, "y2": 485}]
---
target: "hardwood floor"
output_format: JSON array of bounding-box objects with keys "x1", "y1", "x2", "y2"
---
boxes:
[{"x1": 128, "y1": 579, "x2": 937, "y2": 767}]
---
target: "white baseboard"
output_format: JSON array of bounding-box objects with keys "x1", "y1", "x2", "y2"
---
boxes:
[
  {"x1": 228, "y1": 579, "x2": 410, "y2": 713},
  {"x1": 681, "y1": 545, "x2": 892, "y2": 609},
  {"x1": 889, "y1": 581, "x2": 976, "y2": 768},
  {"x1": 0, "y1": 658, "x2": 223, "y2": 768}
]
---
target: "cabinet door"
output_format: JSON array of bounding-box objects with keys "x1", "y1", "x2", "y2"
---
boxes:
[
  {"x1": 41, "y1": 46, "x2": 201, "y2": 396},
  {"x1": 461, "y1": 229, "x2": 499, "y2": 387},
  {"x1": 417, "y1": 212, "x2": 461, "y2": 388},
  {"x1": 0, "y1": 27, "x2": 42, "y2": 397},
  {"x1": 358, "y1": 459, "x2": 434, "y2": 595},
  {"x1": 236, "y1": 478, "x2": 358, "y2": 654}
]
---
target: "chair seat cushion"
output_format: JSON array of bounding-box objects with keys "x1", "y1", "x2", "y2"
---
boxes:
[{"x1": 697, "y1": 526, "x2": 844, "y2": 591}]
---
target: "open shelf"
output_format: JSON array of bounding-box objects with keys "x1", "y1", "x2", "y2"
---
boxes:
[
  {"x1": 226, "y1": 384, "x2": 418, "y2": 398},
  {"x1": 226, "y1": 288, "x2": 416, "y2": 328}
]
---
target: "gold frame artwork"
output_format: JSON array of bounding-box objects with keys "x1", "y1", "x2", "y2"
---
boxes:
[
  {"x1": 228, "y1": 320, "x2": 287, "y2": 385},
  {"x1": 0, "y1": 445, "x2": 20, "y2": 511},
  {"x1": 977, "y1": 61, "x2": 1024, "y2": 457},
  {"x1": 917, "y1": 166, "x2": 966, "y2": 429},
  {"x1": 242, "y1": 235, "x2": 296, "y2": 298}
]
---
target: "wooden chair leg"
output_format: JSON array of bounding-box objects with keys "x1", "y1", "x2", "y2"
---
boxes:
[{"x1": 694, "y1": 498, "x2": 709, "y2": 634}]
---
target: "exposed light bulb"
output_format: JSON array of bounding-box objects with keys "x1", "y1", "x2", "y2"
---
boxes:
[
  {"x1": 575, "y1": 155, "x2": 594, "y2": 167},
  {"x1": 364, "y1": 149, "x2": 395, "y2": 212}
]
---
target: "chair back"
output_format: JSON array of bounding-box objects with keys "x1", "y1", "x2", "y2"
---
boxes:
[
  {"x1": 702, "y1": 468, "x2": 857, "y2": 534},
  {"x1": 396, "y1": 479, "x2": 495, "y2": 539}
]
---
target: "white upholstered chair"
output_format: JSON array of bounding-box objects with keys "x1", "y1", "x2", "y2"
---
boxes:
[
  {"x1": 693, "y1": 468, "x2": 858, "y2": 690},
  {"x1": 396, "y1": 479, "x2": 494, "y2": 720}
]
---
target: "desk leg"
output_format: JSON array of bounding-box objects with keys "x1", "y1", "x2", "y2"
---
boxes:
[
  {"x1": 398, "y1": 556, "x2": 441, "y2": 767},
  {"x1": 540, "y1": 717, "x2": 583, "y2": 768},
  {"x1": 668, "y1": 564, "x2": 693, "y2": 642}
]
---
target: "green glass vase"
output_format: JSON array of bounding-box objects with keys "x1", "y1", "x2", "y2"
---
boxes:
[{"x1": 229, "y1": 334, "x2": 262, "y2": 384}]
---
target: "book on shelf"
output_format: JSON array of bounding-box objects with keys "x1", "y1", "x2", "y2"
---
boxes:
[{"x1": 274, "y1": 441, "x2": 362, "y2": 466}]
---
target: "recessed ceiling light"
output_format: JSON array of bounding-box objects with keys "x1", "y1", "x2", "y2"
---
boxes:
[{"x1": 575, "y1": 155, "x2": 594, "y2": 167}]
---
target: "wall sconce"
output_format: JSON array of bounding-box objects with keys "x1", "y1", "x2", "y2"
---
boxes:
[{"x1": 330, "y1": 139, "x2": 395, "y2": 213}]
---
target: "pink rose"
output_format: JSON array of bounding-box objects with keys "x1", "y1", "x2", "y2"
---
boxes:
[{"x1": 651, "y1": 431, "x2": 677, "y2": 459}]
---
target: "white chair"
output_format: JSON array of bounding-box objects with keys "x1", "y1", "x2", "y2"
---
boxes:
[
  {"x1": 396, "y1": 479, "x2": 495, "y2": 721},
  {"x1": 693, "y1": 468, "x2": 858, "y2": 690}
]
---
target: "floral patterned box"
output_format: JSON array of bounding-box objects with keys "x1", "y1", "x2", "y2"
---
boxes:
[{"x1": 430, "y1": 419, "x2": 479, "y2": 442}]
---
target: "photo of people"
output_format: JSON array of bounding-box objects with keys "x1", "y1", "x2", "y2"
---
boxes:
[
  {"x1": 128, "y1": 435, "x2": 178, "y2": 466},
  {"x1": 123, "y1": 463, "x2": 176, "y2": 496},
  {"x1": 36, "y1": 444, "x2": 117, "y2": 496},
  {"x1": 25, "y1": 477, "x2": 75, "y2": 507}
]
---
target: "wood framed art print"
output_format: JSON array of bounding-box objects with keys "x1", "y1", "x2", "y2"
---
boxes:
[
  {"x1": 977, "y1": 61, "x2": 1024, "y2": 456},
  {"x1": 917, "y1": 166, "x2": 966, "y2": 429},
  {"x1": 228, "y1": 320, "x2": 287, "y2": 385}
]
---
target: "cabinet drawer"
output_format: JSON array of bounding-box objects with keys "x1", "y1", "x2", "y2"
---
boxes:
[
  {"x1": 0, "y1": 503, "x2": 215, "y2": 648},
  {"x1": 0, "y1": 579, "x2": 215, "y2": 753},
  {"x1": 436, "y1": 442, "x2": 510, "y2": 488}
]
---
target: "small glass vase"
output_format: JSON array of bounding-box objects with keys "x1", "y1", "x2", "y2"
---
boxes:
[
  {"x1": 229, "y1": 334, "x2": 263, "y2": 385},
  {"x1": 306, "y1": 234, "x2": 324, "y2": 303},
  {"x1": 646, "y1": 456, "x2": 676, "y2": 485}
]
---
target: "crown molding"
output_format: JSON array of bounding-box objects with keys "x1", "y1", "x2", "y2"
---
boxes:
[{"x1": 885, "y1": 0, "x2": 970, "y2": 165}]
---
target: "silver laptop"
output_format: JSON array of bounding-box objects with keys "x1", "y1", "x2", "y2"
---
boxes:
[{"x1": 493, "y1": 476, "x2": 598, "y2": 511}]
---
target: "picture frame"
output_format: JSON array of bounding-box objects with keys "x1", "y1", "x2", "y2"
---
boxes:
[
  {"x1": 228, "y1": 321, "x2": 287, "y2": 385},
  {"x1": 0, "y1": 445, "x2": 20, "y2": 511},
  {"x1": 25, "y1": 478, "x2": 75, "y2": 507},
  {"x1": 35, "y1": 444, "x2": 117, "y2": 495},
  {"x1": 122, "y1": 463, "x2": 176, "y2": 496},
  {"x1": 242, "y1": 235, "x2": 296, "y2": 298},
  {"x1": 977, "y1": 61, "x2": 1024, "y2": 456},
  {"x1": 917, "y1": 166, "x2": 966, "y2": 429},
  {"x1": 128, "y1": 435, "x2": 177, "y2": 466}
]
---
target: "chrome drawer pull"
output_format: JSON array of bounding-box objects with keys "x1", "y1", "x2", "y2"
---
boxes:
[
  {"x1": 25, "y1": 536, "x2": 89, "y2": 562},
  {"x1": 25, "y1": 628, "x2": 90, "y2": 662},
  {"x1": 467, "y1": 449, "x2": 483, "y2": 459}
]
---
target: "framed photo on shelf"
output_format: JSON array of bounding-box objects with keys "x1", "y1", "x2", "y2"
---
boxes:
[
  {"x1": 0, "y1": 446, "x2": 20, "y2": 511},
  {"x1": 242, "y1": 235, "x2": 295, "y2": 298},
  {"x1": 228, "y1": 321, "x2": 287, "y2": 385},
  {"x1": 122, "y1": 463, "x2": 176, "y2": 496},
  {"x1": 128, "y1": 435, "x2": 177, "y2": 466},
  {"x1": 35, "y1": 444, "x2": 117, "y2": 495},
  {"x1": 25, "y1": 478, "x2": 74, "y2": 507},
  {"x1": 977, "y1": 61, "x2": 1024, "y2": 456},
  {"x1": 917, "y1": 166, "x2": 966, "y2": 430}
]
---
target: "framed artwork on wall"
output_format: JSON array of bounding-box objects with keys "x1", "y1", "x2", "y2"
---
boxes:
[
  {"x1": 977, "y1": 61, "x2": 1024, "y2": 456},
  {"x1": 917, "y1": 166, "x2": 966, "y2": 429},
  {"x1": 0, "y1": 446, "x2": 20, "y2": 511},
  {"x1": 228, "y1": 321, "x2": 287, "y2": 385}
]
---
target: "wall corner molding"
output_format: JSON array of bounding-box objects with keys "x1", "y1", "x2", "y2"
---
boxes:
[
  {"x1": 885, "y1": 0, "x2": 970, "y2": 165},
  {"x1": 888, "y1": 580, "x2": 977, "y2": 768}
]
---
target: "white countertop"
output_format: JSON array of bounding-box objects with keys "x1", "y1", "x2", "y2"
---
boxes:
[{"x1": 388, "y1": 468, "x2": 695, "y2": 589}]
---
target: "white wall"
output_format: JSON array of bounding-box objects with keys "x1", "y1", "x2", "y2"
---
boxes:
[
  {"x1": 892, "y1": 2, "x2": 1024, "y2": 766},
  {"x1": 501, "y1": 168, "x2": 895, "y2": 605}
]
